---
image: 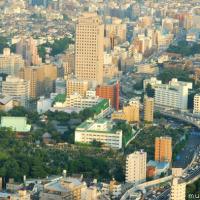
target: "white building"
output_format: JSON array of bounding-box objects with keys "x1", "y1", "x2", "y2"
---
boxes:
[
  {"x1": 171, "y1": 168, "x2": 186, "y2": 200},
  {"x1": 53, "y1": 92, "x2": 107, "y2": 112},
  {"x1": 193, "y1": 94, "x2": 200, "y2": 114},
  {"x1": 2, "y1": 76, "x2": 30, "y2": 107},
  {"x1": 37, "y1": 96, "x2": 52, "y2": 114},
  {"x1": 154, "y1": 78, "x2": 192, "y2": 111},
  {"x1": 125, "y1": 150, "x2": 147, "y2": 184},
  {"x1": 75, "y1": 118, "x2": 123, "y2": 149},
  {"x1": 143, "y1": 77, "x2": 162, "y2": 90}
]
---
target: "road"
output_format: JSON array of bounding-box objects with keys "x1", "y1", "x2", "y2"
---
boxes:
[{"x1": 173, "y1": 134, "x2": 200, "y2": 168}]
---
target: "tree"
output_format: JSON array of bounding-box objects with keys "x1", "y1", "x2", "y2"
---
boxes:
[{"x1": 145, "y1": 83, "x2": 155, "y2": 97}]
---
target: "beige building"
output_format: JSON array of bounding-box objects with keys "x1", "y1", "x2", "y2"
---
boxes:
[
  {"x1": 112, "y1": 99, "x2": 139, "y2": 123},
  {"x1": 40, "y1": 177, "x2": 85, "y2": 200},
  {"x1": 171, "y1": 168, "x2": 186, "y2": 200},
  {"x1": 155, "y1": 136, "x2": 172, "y2": 163},
  {"x1": 125, "y1": 150, "x2": 147, "y2": 184},
  {"x1": 193, "y1": 94, "x2": 200, "y2": 114},
  {"x1": 75, "y1": 12, "x2": 104, "y2": 86},
  {"x1": 2, "y1": 76, "x2": 30, "y2": 107},
  {"x1": 0, "y1": 48, "x2": 24, "y2": 76},
  {"x1": 59, "y1": 46, "x2": 75, "y2": 78},
  {"x1": 144, "y1": 96, "x2": 154, "y2": 123},
  {"x1": 20, "y1": 64, "x2": 57, "y2": 98},
  {"x1": 67, "y1": 79, "x2": 88, "y2": 97}
]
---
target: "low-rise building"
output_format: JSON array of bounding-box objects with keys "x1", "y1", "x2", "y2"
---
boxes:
[
  {"x1": 52, "y1": 92, "x2": 110, "y2": 114},
  {"x1": 37, "y1": 96, "x2": 52, "y2": 114},
  {"x1": 40, "y1": 177, "x2": 86, "y2": 200},
  {"x1": 0, "y1": 116, "x2": 31, "y2": 133},
  {"x1": 0, "y1": 94, "x2": 13, "y2": 111},
  {"x1": 75, "y1": 118, "x2": 123, "y2": 149},
  {"x1": 112, "y1": 99, "x2": 139, "y2": 123}
]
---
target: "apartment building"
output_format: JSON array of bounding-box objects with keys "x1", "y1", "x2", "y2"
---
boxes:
[
  {"x1": 144, "y1": 96, "x2": 154, "y2": 122},
  {"x1": 155, "y1": 136, "x2": 172, "y2": 163},
  {"x1": 66, "y1": 79, "x2": 88, "y2": 97},
  {"x1": 125, "y1": 150, "x2": 147, "y2": 184},
  {"x1": 154, "y1": 78, "x2": 192, "y2": 111}
]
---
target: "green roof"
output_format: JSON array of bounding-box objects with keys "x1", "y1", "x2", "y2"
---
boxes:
[
  {"x1": 1, "y1": 117, "x2": 31, "y2": 132},
  {"x1": 91, "y1": 99, "x2": 109, "y2": 115}
]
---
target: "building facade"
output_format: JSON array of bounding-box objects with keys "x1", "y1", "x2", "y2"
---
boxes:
[
  {"x1": 75, "y1": 119, "x2": 123, "y2": 149},
  {"x1": 112, "y1": 99, "x2": 139, "y2": 123},
  {"x1": 125, "y1": 151, "x2": 147, "y2": 184},
  {"x1": 155, "y1": 136, "x2": 172, "y2": 163},
  {"x1": 75, "y1": 13, "x2": 104, "y2": 86},
  {"x1": 20, "y1": 64, "x2": 57, "y2": 98},
  {"x1": 66, "y1": 79, "x2": 88, "y2": 97},
  {"x1": 154, "y1": 78, "x2": 192, "y2": 111},
  {"x1": 96, "y1": 81, "x2": 120, "y2": 110},
  {"x1": 144, "y1": 96, "x2": 154, "y2": 122},
  {"x1": 193, "y1": 94, "x2": 200, "y2": 114},
  {"x1": 2, "y1": 76, "x2": 30, "y2": 107},
  {"x1": 0, "y1": 48, "x2": 24, "y2": 76}
]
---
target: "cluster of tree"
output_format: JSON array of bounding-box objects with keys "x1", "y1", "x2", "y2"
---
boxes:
[
  {"x1": 0, "y1": 36, "x2": 15, "y2": 54},
  {"x1": 145, "y1": 83, "x2": 155, "y2": 97},
  {"x1": 158, "y1": 68, "x2": 192, "y2": 83},
  {"x1": 0, "y1": 107, "x2": 127, "y2": 183},
  {"x1": 114, "y1": 121, "x2": 133, "y2": 146},
  {"x1": 0, "y1": 127, "x2": 125, "y2": 183},
  {"x1": 38, "y1": 37, "x2": 74, "y2": 61},
  {"x1": 167, "y1": 40, "x2": 200, "y2": 57},
  {"x1": 125, "y1": 126, "x2": 188, "y2": 160},
  {"x1": 186, "y1": 178, "x2": 200, "y2": 199}
]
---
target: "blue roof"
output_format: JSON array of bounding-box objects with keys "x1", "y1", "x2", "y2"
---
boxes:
[{"x1": 147, "y1": 160, "x2": 170, "y2": 169}]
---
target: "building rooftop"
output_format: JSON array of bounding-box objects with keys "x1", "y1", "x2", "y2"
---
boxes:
[
  {"x1": 1, "y1": 116, "x2": 31, "y2": 132},
  {"x1": 76, "y1": 118, "x2": 120, "y2": 134}
]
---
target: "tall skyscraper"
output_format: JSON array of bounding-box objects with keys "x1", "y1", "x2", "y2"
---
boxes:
[
  {"x1": 144, "y1": 96, "x2": 154, "y2": 122},
  {"x1": 155, "y1": 136, "x2": 172, "y2": 163},
  {"x1": 125, "y1": 150, "x2": 147, "y2": 184},
  {"x1": 75, "y1": 13, "x2": 104, "y2": 86}
]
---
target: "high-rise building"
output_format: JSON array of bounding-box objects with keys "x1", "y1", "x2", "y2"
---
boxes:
[
  {"x1": 144, "y1": 96, "x2": 154, "y2": 122},
  {"x1": 16, "y1": 37, "x2": 42, "y2": 66},
  {"x1": 0, "y1": 48, "x2": 24, "y2": 76},
  {"x1": 2, "y1": 76, "x2": 30, "y2": 107},
  {"x1": 67, "y1": 79, "x2": 88, "y2": 97},
  {"x1": 75, "y1": 13, "x2": 104, "y2": 86},
  {"x1": 155, "y1": 136, "x2": 172, "y2": 163},
  {"x1": 125, "y1": 150, "x2": 147, "y2": 184},
  {"x1": 96, "y1": 81, "x2": 120, "y2": 110},
  {"x1": 171, "y1": 168, "x2": 186, "y2": 200},
  {"x1": 20, "y1": 64, "x2": 57, "y2": 98},
  {"x1": 193, "y1": 94, "x2": 200, "y2": 114}
]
